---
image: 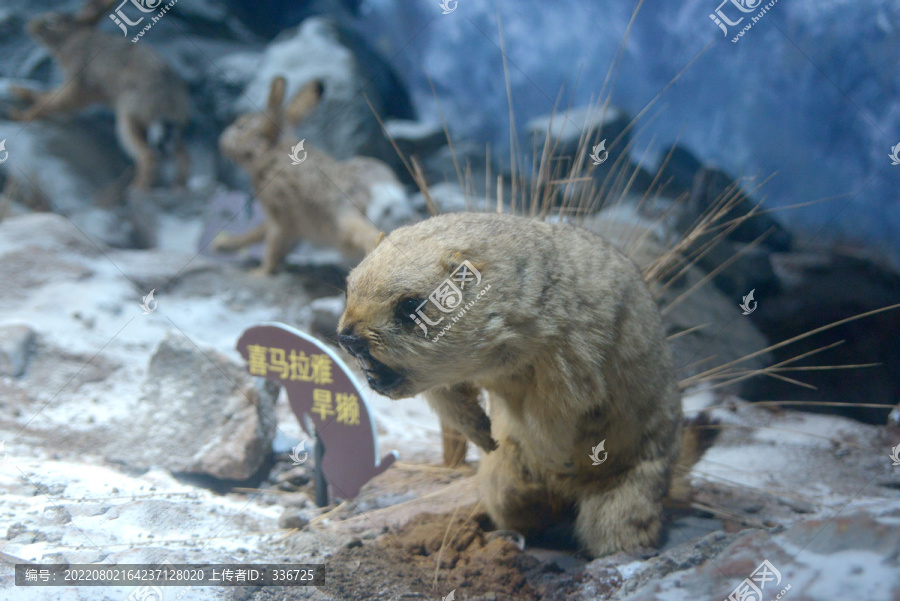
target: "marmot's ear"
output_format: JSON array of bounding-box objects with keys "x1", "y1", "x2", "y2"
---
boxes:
[
  {"x1": 374, "y1": 231, "x2": 386, "y2": 248},
  {"x1": 441, "y1": 251, "x2": 486, "y2": 285}
]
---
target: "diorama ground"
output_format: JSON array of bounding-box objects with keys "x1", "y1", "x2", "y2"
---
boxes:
[{"x1": 0, "y1": 209, "x2": 898, "y2": 601}]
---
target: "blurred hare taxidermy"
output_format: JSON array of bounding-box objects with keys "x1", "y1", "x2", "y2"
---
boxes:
[
  {"x1": 11, "y1": 0, "x2": 191, "y2": 191},
  {"x1": 216, "y1": 75, "x2": 405, "y2": 275}
]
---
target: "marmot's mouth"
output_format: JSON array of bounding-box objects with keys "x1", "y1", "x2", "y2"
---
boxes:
[{"x1": 353, "y1": 352, "x2": 406, "y2": 396}]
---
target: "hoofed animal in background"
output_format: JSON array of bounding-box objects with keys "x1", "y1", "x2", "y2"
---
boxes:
[
  {"x1": 10, "y1": 0, "x2": 191, "y2": 190},
  {"x1": 338, "y1": 212, "x2": 685, "y2": 557},
  {"x1": 216, "y1": 76, "x2": 403, "y2": 275}
]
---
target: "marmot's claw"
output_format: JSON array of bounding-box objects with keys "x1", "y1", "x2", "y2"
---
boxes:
[
  {"x1": 474, "y1": 435, "x2": 498, "y2": 453},
  {"x1": 485, "y1": 529, "x2": 526, "y2": 551}
]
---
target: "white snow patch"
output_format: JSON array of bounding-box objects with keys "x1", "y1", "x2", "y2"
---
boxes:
[{"x1": 617, "y1": 559, "x2": 644, "y2": 579}]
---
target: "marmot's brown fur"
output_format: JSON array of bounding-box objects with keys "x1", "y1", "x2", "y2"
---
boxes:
[{"x1": 338, "y1": 212, "x2": 683, "y2": 557}]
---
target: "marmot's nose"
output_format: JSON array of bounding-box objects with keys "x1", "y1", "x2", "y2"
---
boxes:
[{"x1": 338, "y1": 332, "x2": 368, "y2": 356}]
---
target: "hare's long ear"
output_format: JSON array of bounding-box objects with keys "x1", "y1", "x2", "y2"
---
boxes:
[
  {"x1": 286, "y1": 80, "x2": 324, "y2": 126},
  {"x1": 262, "y1": 76, "x2": 286, "y2": 144},
  {"x1": 77, "y1": 0, "x2": 118, "y2": 25}
]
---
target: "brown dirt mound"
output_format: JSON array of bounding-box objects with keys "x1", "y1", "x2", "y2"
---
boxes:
[{"x1": 317, "y1": 505, "x2": 579, "y2": 600}]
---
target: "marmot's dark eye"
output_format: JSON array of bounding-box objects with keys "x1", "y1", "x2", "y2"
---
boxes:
[{"x1": 396, "y1": 297, "x2": 424, "y2": 320}]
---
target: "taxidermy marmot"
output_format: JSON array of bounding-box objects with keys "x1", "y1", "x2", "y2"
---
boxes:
[{"x1": 337, "y1": 212, "x2": 683, "y2": 557}]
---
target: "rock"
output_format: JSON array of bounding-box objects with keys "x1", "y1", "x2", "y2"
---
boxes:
[
  {"x1": 679, "y1": 166, "x2": 793, "y2": 252},
  {"x1": 0, "y1": 214, "x2": 98, "y2": 308},
  {"x1": 225, "y1": 0, "x2": 363, "y2": 37},
  {"x1": 420, "y1": 140, "x2": 504, "y2": 201},
  {"x1": 689, "y1": 238, "x2": 780, "y2": 299},
  {"x1": 107, "y1": 332, "x2": 278, "y2": 480},
  {"x1": 0, "y1": 323, "x2": 35, "y2": 377},
  {"x1": 275, "y1": 466, "x2": 311, "y2": 488},
  {"x1": 744, "y1": 247, "x2": 900, "y2": 424},
  {"x1": 278, "y1": 507, "x2": 310, "y2": 530},
  {"x1": 657, "y1": 262, "x2": 772, "y2": 391},
  {"x1": 581, "y1": 204, "x2": 674, "y2": 262},
  {"x1": 278, "y1": 492, "x2": 312, "y2": 509},
  {"x1": 652, "y1": 144, "x2": 704, "y2": 197},
  {"x1": 582, "y1": 205, "x2": 772, "y2": 388},
  {"x1": 613, "y1": 513, "x2": 900, "y2": 601},
  {"x1": 68, "y1": 200, "x2": 162, "y2": 250},
  {"x1": 527, "y1": 104, "x2": 633, "y2": 193},
  {"x1": 408, "y1": 182, "x2": 472, "y2": 218},
  {"x1": 383, "y1": 119, "x2": 447, "y2": 159},
  {"x1": 309, "y1": 296, "x2": 345, "y2": 341},
  {"x1": 0, "y1": 107, "x2": 135, "y2": 214},
  {"x1": 362, "y1": 173, "x2": 413, "y2": 233},
  {"x1": 526, "y1": 105, "x2": 631, "y2": 157},
  {"x1": 0, "y1": 208, "x2": 100, "y2": 257}
]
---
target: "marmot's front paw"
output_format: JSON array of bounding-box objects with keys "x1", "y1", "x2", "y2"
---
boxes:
[
  {"x1": 469, "y1": 411, "x2": 498, "y2": 452},
  {"x1": 471, "y1": 430, "x2": 498, "y2": 453}
]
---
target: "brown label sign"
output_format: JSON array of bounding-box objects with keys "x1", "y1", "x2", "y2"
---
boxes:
[{"x1": 237, "y1": 323, "x2": 397, "y2": 499}]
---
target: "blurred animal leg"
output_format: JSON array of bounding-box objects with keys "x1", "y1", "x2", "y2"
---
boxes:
[
  {"x1": 213, "y1": 224, "x2": 266, "y2": 253},
  {"x1": 116, "y1": 112, "x2": 157, "y2": 190},
  {"x1": 256, "y1": 222, "x2": 294, "y2": 275},
  {"x1": 173, "y1": 134, "x2": 190, "y2": 187},
  {"x1": 574, "y1": 459, "x2": 667, "y2": 557},
  {"x1": 478, "y1": 440, "x2": 570, "y2": 538},
  {"x1": 425, "y1": 384, "x2": 496, "y2": 453},
  {"x1": 10, "y1": 85, "x2": 89, "y2": 121}
]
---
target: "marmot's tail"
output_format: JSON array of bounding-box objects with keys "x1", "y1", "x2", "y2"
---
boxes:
[{"x1": 666, "y1": 412, "x2": 719, "y2": 507}]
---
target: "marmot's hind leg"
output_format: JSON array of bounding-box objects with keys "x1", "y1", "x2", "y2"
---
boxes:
[
  {"x1": 478, "y1": 440, "x2": 572, "y2": 538},
  {"x1": 574, "y1": 458, "x2": 668, "y2": 556}
]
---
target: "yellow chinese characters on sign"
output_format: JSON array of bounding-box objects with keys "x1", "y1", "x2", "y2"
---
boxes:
[
  {"x1": 311, "y1": 389, "x2": 335, "y2": 420},
  {"x1": 335, "y1": 393, "x2": 360, "y2": 425},
  {"x1": 246, "y1": 345, "x2": 334, "y2": 385},
  {"x1": 310, "y1": 389, "x2": 360, "y2": 425}
]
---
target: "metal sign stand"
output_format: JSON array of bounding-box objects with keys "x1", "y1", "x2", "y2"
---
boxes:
[{"x1": 313, "y1": 434, "x2": 328, "y2": 507}]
